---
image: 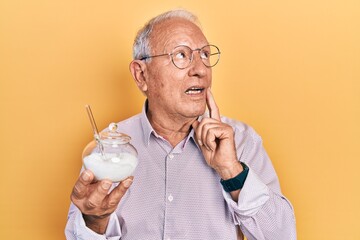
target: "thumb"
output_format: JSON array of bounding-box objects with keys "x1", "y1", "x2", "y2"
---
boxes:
[
  {"x1": 107, "y1": 177, "x2": 134, "y2": 205},
  {"x1": 191, "y1": 120, "x2": 199, "y2": 130},
  {"x1": 191, "y1": 120, "x2": 204, "y2": 147}
]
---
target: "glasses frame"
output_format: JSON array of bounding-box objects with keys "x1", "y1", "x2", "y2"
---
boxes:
[{"x1": 139, "y1": 44, "x2": 221, "y2": 69}]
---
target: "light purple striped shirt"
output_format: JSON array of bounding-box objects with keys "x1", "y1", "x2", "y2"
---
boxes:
[{"x1": 65, "y1": 103, "x2": 296, "y2": 240}]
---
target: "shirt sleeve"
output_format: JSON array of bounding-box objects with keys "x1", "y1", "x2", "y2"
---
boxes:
[
  {"x1": 222, "y1": 122, "x2": 297, "y2": 240},
  {"x1": 65, "y1": 203, "x2": 122, "y2": 240}
]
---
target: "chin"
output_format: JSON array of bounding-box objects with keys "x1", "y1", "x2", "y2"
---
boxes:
[{"x1": 185, "y1": 104, "x2": 206, "y2": 118}]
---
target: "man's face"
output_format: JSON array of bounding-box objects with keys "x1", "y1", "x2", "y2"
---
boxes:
[{"x1": 144, "y1": 18, "x2": 212, "y2": 121}]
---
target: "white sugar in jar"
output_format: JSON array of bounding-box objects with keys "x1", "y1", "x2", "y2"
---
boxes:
[{"x1": 82, "y1": 123, "x2": 138, "y2": 182}]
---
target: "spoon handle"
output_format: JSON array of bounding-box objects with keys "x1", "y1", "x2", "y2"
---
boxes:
[{"x1": 85, "y1": 105, "x2": 106, "y2": 159}]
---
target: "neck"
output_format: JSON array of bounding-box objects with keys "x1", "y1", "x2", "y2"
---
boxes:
[{"x1": 147, "y1": 109, "x2": 196, "y2": 147}]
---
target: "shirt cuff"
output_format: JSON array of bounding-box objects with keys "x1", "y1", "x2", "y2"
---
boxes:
[
  {"x1": 72, "y1": 207, "x2": 121, "y2": 240},
  {"x1": 222, "y1": 168, "x2": 270, "y2": 220}
]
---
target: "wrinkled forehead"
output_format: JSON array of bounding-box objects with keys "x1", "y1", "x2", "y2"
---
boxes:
[{"x1": 149, "y1": 18, "x2": 208, "y2": 51}]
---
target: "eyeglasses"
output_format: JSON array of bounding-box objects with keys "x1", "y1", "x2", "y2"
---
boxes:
[{"x1": 139, "y1": 44, "x2": 221, "y2": 69}]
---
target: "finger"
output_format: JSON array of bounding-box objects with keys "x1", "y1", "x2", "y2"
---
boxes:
[
  {"x1": 206, "y1": 88, "x2": 220, "y2": 121},
  {"x1": 85, "y1": 180, "x2": 113, "y2": 210},
  {"x1": 204, "y1": 126, "x2": 226, "y2": 152},
  {"x1": 192, "y1": 118, "x2": 206, "y2": 148},
  {"x1": 201, "y1": 122, "x2": 220, "y2": 151},
  {"x1": 193, "y1": 117, "x2": 218, "y2": 148},
  {"x1": 106, "y1": 177, "x2": 133, "y2": 208},
  {"x1": 191, "y1": 120, "x2": 203, "y2": 146},
  {"x1": 72, "y1": 170, "x2": 95, "y2": 200},
  {"x1": 191, "y1": 119, "x2": 199, "y2": 130}
]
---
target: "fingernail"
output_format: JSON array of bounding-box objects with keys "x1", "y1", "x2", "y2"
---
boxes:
[
  {"x1": 123, "y1": 179, "x2": 133, "y2": 188},
  {"x1": 102, "y1": 181, "x2": 111, "y2": 190},
  {"x1": 82, "y1": 171, "x2": 91, "y2": 181},
  {"x1": 198, "y1": 139, "x2": 203, "y2": 146}
]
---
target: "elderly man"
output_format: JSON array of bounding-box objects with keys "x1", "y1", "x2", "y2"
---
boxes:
[{"x1": 66, "y1": 9, "x2": 296, "y2": 240}]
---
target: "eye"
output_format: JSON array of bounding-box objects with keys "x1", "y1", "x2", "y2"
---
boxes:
[
  {"x1": 200, "y1": 51, "x2": 210, "y2": 59},
  {"x1": 200, "y1": 50, "x2": 210, "y2": 59},
  {"x1": 174, "y1": 50, "x2": 187, "y2": 59}
]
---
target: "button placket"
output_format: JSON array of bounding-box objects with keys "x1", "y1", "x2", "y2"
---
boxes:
[{"x1": 164, "y1": 148, "x2": 182, "y2": 239}]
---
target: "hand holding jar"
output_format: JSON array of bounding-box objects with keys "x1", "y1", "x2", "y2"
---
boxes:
[{"x1": 70, "y1": 106, "x2": 139, "y2": 234}]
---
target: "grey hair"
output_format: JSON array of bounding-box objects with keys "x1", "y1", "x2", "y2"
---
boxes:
[{"x1": 132, "y1": 9, "x2": 201, "y2": 60}]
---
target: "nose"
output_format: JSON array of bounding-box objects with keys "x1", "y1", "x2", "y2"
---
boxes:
[{"x1": 188, "y1": 50, "x2": 208, "y2": 77}]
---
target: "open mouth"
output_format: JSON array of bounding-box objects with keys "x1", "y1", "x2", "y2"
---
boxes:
[{"x1": 185, "y1": 87, "x2": 205, "y2": 95}]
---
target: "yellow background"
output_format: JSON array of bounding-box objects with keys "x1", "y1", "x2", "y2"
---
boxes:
[{"x1": 1, "y1": 0, "x2": 359, "y2": 239}]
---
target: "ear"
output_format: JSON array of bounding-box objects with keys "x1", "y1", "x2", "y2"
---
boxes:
[{"x1": 129, "y1": 60, "x2": 148, "y2": 94}]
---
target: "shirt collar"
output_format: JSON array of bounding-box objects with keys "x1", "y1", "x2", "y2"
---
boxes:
[
  {"x1": 187, "y1": 114, "x2": 207, "y2": 150},
  {"x1": 140, "y1": 100, "x2": 208, "y2": 149},
  {"x1": 140, "y1": 100, "x2": 155, "y2": 146}
]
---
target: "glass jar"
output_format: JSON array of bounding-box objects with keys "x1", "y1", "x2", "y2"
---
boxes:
[{"x1": 82, "y1": 123, "x2": 138, "y2": 182}]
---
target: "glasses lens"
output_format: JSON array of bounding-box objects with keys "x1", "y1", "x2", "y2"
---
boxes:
[
  {"x1": 171, "y1": 46, "x2": 192, "y2": 69},
  {"x1": 200, "y1": 45, "x2": 220, "y2": 67}
]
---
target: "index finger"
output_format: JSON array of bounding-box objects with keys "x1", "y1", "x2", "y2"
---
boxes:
[
  {"x1": 206, "y1": 88, "x2": 221, "y2": 120},
  {"x1": 72, "y1": 170, "x2": 94, "y2": 200},
  {"x1": 106, "y1": 177, "x2": 133, "y2": 207}
]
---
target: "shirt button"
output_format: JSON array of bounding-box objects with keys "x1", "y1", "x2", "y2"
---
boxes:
[
  {"x1": 168, "y1": 194, "x2": 174, "y2": 202},
  {"x1": 168, "y1": 154, "x2": 174, "y2": 159}
]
